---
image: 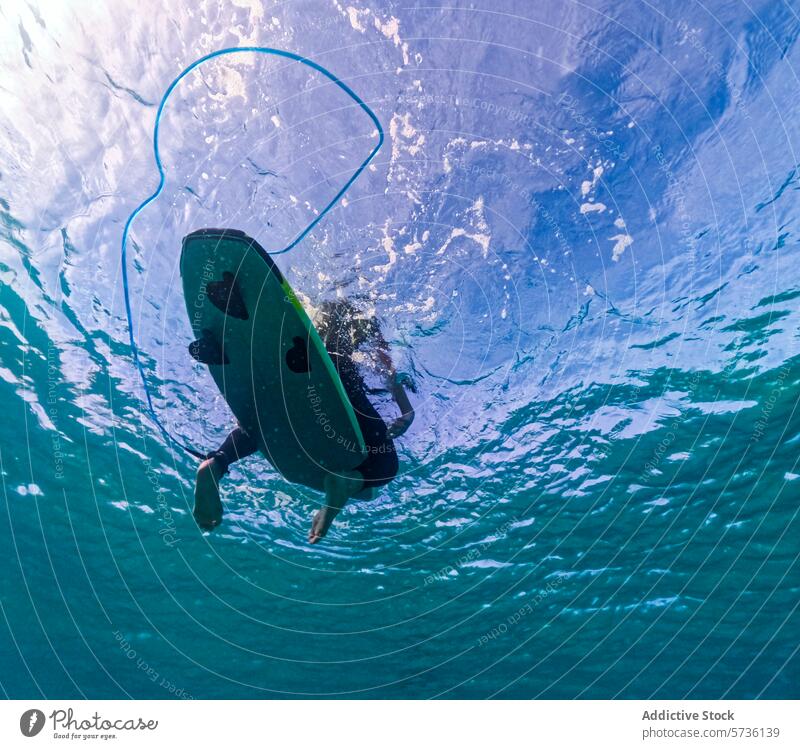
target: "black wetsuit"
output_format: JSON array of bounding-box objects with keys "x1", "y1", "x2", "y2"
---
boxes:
[{"x1": 209, "y1": 348, "x2": 398, "y2": 490}]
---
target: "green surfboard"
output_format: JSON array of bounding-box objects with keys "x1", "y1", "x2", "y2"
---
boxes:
[{"x1": 180, "y1": 228, "x2": 366, "y2": 492}]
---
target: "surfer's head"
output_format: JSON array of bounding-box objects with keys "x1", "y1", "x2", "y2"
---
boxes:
[{"x1": 316, "y1": 299, "x2": 380, "y2": 353}]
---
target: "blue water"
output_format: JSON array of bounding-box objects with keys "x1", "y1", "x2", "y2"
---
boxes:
[{"x1": 1, "y1": 0, "x2": 799, "y2": 698}]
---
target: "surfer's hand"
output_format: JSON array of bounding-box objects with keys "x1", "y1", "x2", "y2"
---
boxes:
[
  {"x1": 393, "y1": 372, "x2": 417, "y2": 393},
  {"x1": 387, "y1": 412, "x2": 414, "y2": 439}
]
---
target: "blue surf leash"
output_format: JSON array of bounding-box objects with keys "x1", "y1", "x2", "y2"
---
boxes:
[{"x1": 120, "y1": 47, "x2": 384, "y2": 459}]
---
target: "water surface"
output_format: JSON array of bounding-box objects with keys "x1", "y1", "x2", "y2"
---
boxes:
[{"x1": 0, "y1": 0, "x2": 798, "y2": 698}]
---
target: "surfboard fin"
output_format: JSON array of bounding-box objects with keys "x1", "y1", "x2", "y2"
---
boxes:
[
  {"x1": 189, "y1": 329, "x2": 229, "y2": 366},
  {"x1": 286, "y1": 336, "x2": 311, "y2": 373},
  {"x1": 208, "y1": 271, "x2": 249, "y2": 320}
]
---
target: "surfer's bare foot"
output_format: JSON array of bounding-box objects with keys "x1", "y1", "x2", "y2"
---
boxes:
[
  {"x1": 194, "y1": 457, "x2": 225, "y2": 530},
  {"x1": 309, "y1": 506, "x2": 337, "y2": 543},
  {"x1": 308, "y1": 472, "x2": 364, "y2": 543}
]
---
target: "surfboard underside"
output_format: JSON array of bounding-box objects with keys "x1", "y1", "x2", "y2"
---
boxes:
[{"x1": 180, "y1": 228, "x2": 366, "y2": 492}]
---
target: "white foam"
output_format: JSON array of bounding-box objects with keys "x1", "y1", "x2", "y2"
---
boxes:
[
  {"x1": 610, "y1": 233, "x2": 633, "y2": 261},
  {"x1": 346, "y1": 6, "x2": 367, "y2": 32},
  {"x1": 375, "y1": 15, "x2": 410, "y2": 65}
]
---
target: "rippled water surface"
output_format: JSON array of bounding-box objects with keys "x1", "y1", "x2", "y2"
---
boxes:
[{"x1": 1, "y1": 0, "x2": 799, "y2": 698}]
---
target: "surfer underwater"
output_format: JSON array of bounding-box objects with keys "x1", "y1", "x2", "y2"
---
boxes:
[
  {"x1": 116, "y1": 47, "x2": 397, "y2": 546},
  {"x1": 193, "y1": 298, "x2": 415, "y2": 543}
]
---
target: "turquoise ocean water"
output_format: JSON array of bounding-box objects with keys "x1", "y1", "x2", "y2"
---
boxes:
[{"x1": 0, "y1": 0, "x2": 798, "y2": 698}]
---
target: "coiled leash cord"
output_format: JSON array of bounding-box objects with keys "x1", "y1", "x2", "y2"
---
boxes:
[{"x1": 120, "y1": 47, "x2": 384, "y2": 458}]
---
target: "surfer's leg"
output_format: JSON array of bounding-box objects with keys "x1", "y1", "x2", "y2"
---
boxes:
[
  {"x1": 328, "y1": 350, "x2": 399, "y2": 490},
  {"x1": 353, "y1": 433, "x2": 399, "y2": 490},
  {"x1": 193, "y1": 458, "x2": 225, "y2": 530},
  {"x1": 347, "y1": 392, "x2": 400, "y2": 494},
  {"x1": 208, "y1": 426, "x2": 259, "y2": 474},
  {"x1": 308, "y1": 351, "x2": 396, "y2": 542},
  {"x1": 308, "y1": 470, "x2": 364, "y2": 543},
  {"x1": 193, "y1": 426, "x2": 258, "y2": 530}
]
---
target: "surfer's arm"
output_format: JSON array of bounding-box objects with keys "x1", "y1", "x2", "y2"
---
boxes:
[
  {"x1": 391, "y1": 376, "x2": 414, "y2": 417},
  {"x1": 387, "y1": 374, "x2": 415, "y2": 438},
  {"x1": 373, "y1": 335, "x2": 414, "y2": 438}
]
